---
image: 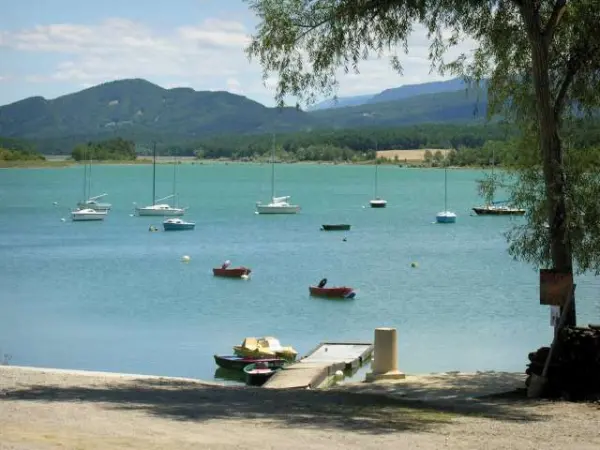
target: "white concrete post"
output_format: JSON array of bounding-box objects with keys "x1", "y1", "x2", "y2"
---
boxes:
[{"x1": 366, "y1": 327, "x2": 405, "y2": 381}]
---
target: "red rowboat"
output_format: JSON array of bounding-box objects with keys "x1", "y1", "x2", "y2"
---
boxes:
[
  {"x1": 213, "y1": 267, "x2": 251, "y2": 278},
  {"x1": 309, "y1": 286, "x2": 356, "y2": 299}
]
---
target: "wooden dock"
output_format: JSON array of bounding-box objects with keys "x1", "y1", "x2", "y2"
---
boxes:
[{"x1": 263, "y1": 342, "x2": 373, "y2": 389}]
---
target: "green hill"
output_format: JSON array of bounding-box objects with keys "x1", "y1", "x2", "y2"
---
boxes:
[{"x1": 0, "y1": 78, "x2": 492, "y2": 153}]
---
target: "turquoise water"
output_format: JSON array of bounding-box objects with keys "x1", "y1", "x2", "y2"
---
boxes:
[{"x1": 1, "y1": 163, "x2": 598, "y2": 381}]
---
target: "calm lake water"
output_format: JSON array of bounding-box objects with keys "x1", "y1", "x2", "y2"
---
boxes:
[{"x1": 1, "y1": 163, "x2": 598, "y2": 382}]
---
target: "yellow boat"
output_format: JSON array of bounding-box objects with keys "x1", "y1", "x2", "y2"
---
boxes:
[{"x1": 233, "y1": 336, "x2": 298, "y2": 361}]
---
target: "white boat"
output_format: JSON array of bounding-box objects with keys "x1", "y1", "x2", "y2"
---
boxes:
[
  {"x1": 135, "y1": 143, "x2": 186, "y2": 217},
  {"x1": 256, "y1": 196, "x2": 301, "y2": 214},
  {"x1": 369, "y1": 145, "x2": 387, "y2": 208},
  {"x1": 472, "y1": 147, "x2": 525, "y2": 216},
  {"x1": 436, "y1": 167, "x2": 457, "y2": 223},
  {"x1": 256, "y1": 136, "x2": 300, "y2": 215},
  {"x1": 71, "y1": 208, "x2": 107, "y2": 221},
  {"x1": 76, "y1": 149, "x2": 112, "y2": 211}
]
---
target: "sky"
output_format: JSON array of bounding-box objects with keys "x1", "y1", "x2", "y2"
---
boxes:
[{"x1": 0, "y1": 0, "x2": 476, "y2": 107}]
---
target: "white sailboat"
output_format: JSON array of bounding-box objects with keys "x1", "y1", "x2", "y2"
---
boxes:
[
  {"x1": 256, "y1": 136, "x2": 300, "y2": 214},
  {"x1": 76, "y1": 149, "x2": 111, "y2": 211},
  {"x1": 472, "y1": 147, "x2": 525, "y2": 216},
  {"x1": 136, "y1": 143, "x2": 186, "y2": 217},
  {"x1": 436, "y1": 167, "x2": 457, "y2": 223},
  {"x1": 71, "y1": 208, "x2": 108, "y2": 221},
  {"x1": 369, "y1": 143, "x2": 387, "y2": 208}
]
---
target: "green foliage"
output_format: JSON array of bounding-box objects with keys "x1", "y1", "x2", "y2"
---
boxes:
[
  {"x1": 71, "y1": 138, "x2": 136, "y2": 161},
  {"x1": 0, "y1": 136, "x2": 44, "y2": 161}
]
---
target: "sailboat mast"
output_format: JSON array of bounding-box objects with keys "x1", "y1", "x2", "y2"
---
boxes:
[
  {"x1": 491, "y1": 147, "x2": 495, "y2": 204},
  {"x1": 374, "y1": 141, "x2": 379, "y2": 198},
  {"x1": 88, "y1": 151, "x2": 92, "y2": 201},
  {"x1": 444, "y1": 167, "x2": 448, "y2": 211},
  {"x1": 172, "y1": 152, "x2": 178, "y2": 207},
  {"x1": 271, "y1": 135, "x2": 275, "y2": 199},
  {"x1": 82, "y1": 145, "x2": 88, "y2": 202},
  {"x1": 152, "y1": 142, "x2": 157, "y2": 206}
]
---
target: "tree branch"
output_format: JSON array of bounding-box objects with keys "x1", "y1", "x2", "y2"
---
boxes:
[{"x1": 544, "y1": 0, "x2": 567, "y2": 43}]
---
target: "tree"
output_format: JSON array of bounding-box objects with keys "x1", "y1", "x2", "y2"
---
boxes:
[{"x1": 246, "y1": 0, "x2": 600, "y2": 326}]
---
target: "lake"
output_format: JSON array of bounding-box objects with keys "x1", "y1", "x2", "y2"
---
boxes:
[{"x1": 1, "y1": 162, "x2": 598, "y2": 382}]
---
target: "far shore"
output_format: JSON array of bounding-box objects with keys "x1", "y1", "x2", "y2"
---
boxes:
[
  {"x1": 1, "y1": 155, "x2": 488, "y2": 170},
  {"x1": 2, "y1": 364, "x2": 598, "y2": 450}
]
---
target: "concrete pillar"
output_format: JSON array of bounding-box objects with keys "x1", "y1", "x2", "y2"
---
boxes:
[{"x1": 366, "y1": 327, "x2": 405, "y2": 381}]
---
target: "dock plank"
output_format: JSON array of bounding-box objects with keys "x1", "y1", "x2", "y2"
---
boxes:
[{"x1": 263, "y1": 342, "x2": 373, "y2": 389}]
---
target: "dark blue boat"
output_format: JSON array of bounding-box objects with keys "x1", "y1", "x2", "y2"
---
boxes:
[
  {"x1": 213, "y1": 354, "x2": 286, "y2": 371},
  {"x1": 163, "y1": 218, "x2": 195, "y2": 231}
]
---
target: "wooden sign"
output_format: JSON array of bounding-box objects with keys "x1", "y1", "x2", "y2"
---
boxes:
[{"x1": 540, "y1": 269, "x2": 573, "y2": 306}]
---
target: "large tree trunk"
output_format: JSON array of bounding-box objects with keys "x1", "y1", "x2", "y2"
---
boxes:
[{"x1": 529, "y1": 35, "x2": 576, "y2": 326}]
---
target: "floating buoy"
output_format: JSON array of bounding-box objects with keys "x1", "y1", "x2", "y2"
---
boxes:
[
  {"x1": 241, "y1": 274, "x2": 249, "y2": 280},
  {"x1": 411, "y1": 262, "x2": 418, "y2": 268},
  {"x1": 60, "y1": 218, "x2": 66, "y2": 222},
  {"x1": 181, "y1": 255, "x2": 191, "y2": 263},
  {"x1": 53, "y1": 201, "x2": 58, "y2": 206},
  {"x1": 342, "y1": 237, "x2": 347, "y2": 242},
  {"x1": 129, "y1": 214, "x2": 134, "y2": 217}
]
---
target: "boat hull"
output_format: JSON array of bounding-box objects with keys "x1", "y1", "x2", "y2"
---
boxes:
[
  {"x1": 369, "y1": 199, "x2": 387, "y2": 208},
  {"x1": 213, "y1": 355, "x2": 286, "y2": 371},
  {"x1": 71, "y1": 209, "x2": 107, "y2": 221},
  {"x1": 243, "y1": 363, "x2": 279, "y2": 386},
  {"x1": 213, "y1": 267, "x2": 251, "y2": 278},
  {"x1": 309, "y1": 286, "x2": 356, "y2": 299},
  {"x1": 436, "y1": 212, "x2": 457, "y2": 223},
  {"x1": 163, "y1": 221, "x2": 195, "y2": 231},
  {"x1": 136, "y1": 208, "x2": 185, "y2": 217},
  {"x1": 255, "y1": 204, "x2": 300, "y2": 214},
  {"x1": 472, "y1": 206, "x2": 526, "y2": 216},
  {"x1": 321, "y1": 224, "x2": 351, "y2": 231}
]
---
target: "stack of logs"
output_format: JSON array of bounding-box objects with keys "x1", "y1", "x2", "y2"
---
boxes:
[{"x1": 526, "y1": 325, "x2": 600, "y2": 400}]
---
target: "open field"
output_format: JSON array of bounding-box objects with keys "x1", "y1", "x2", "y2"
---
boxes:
[{"x1": 377, "y1": 149, "x2": 452, "y2": 161}]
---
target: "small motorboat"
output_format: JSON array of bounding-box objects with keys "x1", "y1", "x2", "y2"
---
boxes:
[
  {"x1": 233, "y1": 337, "x2": 298, "y2": 361},
  {"x1": 163, "y1": 218, "x2": 195, "y2": 231},
  {"x1": 213, "y1": 260, "x2": 251, "y2": 278},
  {"x1": 309, "y1": 278, "x2": 355, "y2": 299},
  {"x1": 243, "y1": 362, "x2": 281, "y2": 386},
  {"x1": 369, "y1": 198, "x2": 387, "y2": 208},
  {"x1": 214, "y1": 355, "x2": 286, "y2": 372},
  {"x1": 472, "y1": 205, "x2": 526, "y2": 216},
  {"x1": 321, "y1": 224, "x2": 351, "y2": 231}
]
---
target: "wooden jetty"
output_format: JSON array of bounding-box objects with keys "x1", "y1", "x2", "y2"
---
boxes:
[{"x1": 263, "y1": 342, "x2": 373, "y2": 389}]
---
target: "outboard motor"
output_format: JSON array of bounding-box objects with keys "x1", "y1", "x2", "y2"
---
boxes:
[{"x1": 318, "y1": 278, "x2": 327, "y2": 288}]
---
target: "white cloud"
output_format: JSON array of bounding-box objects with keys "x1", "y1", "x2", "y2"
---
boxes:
[{"x1": 0, "y1": 18, "x2": 476, "y2": 105}]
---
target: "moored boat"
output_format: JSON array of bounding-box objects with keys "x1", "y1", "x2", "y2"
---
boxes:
[
  {"x1": 213, "y1": 267, "x2": 251, "y2": 278},
  {"x1": 472, "y1": 204, "x2": 526, "y2": 216},
  {"x1": 321, "y1": 224, "x2": 351, "y2": 231},
  {"x1": 213, "y1": 354, "x2": 286, "y2": 371},
  {"x1": 233, "y1": 336, "x2": 298, "y2": 361},
  {"x1": 163, "y1": 218, "x2": 195, "y2": 231},
  {"x1": 71, "y1": 208, "x2": 107, "y2": 222},
  {"x1": 243, "y1": 362, "x2": 280, "y2": 386},
  {"x1": 309, "y1": 285, "x2": 356, "y2": 299}
]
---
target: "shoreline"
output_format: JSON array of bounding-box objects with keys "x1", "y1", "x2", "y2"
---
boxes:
[{"x1": 1, "y1": 158, "x2": 491, "y2": 170}]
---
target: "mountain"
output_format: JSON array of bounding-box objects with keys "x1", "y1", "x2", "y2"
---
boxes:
[
  {"x1": 0, "y1": 78, "x2": 490, "y2": 153},
  {"x1": 309, "y1": 88, "x2": 489, "y2": 128},
  {"x1": 0, "y1": 79, "x2": 317, "y2": 142},
  {"x1": 308, "y1": 78, "x2": 472, "y2": 111}
]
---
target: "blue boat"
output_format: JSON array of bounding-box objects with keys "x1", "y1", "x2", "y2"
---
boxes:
[{"x1": 163, "y1": 218, "x2": 195, "y2": 231}]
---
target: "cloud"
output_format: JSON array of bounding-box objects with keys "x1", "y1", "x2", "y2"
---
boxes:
[
  {"x1": 0, "y1": 17, "x2": 255, "y2": 92},
  {"x1": 0, "y1": 17, "x2": 476, "y2": 105}
]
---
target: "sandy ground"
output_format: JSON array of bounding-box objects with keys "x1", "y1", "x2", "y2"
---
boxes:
[{"x1": 1, "y1": 366, "x2": 599, "y2": 450}]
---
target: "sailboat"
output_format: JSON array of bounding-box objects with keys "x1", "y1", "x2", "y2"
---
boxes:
[
  {"x1": 436, "y1": 167, "x2": 457, "y2": 223},
  {"x1": 255, "y1": 136, "x2": 300, "y2": 214},
  {"x1": 369, "y1": 144, "x2": 387, "y2": 208},
  {"x1": 472, "y1": 148, "x2": 525, "y2": 216},
  {"x1": 76, "y1": 151, "x2": 111, "y2": 211},
  {"x1": 135, "y1": 143, "x2": 186, "y2": 217},
  {"x1": 71, "y1": 146, "x2": 107, "y2": 221}
]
